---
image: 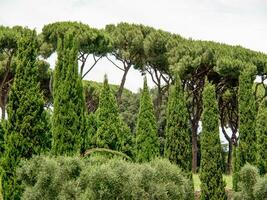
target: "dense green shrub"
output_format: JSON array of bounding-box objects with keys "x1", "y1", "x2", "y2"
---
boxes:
[
  {"x1": 233, "y1": 164, "x2": 259, "y2": 200},
  {"x1": 253, "y1": 175, "x2": 267, "y2": 200},
  {"x1": 18, "y1": 155, "x2": 193, "y2": 200}
]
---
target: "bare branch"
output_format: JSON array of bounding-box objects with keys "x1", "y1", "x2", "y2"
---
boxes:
[{"x1": 105, "y1": 56, "x2": 125, "y2": 71}]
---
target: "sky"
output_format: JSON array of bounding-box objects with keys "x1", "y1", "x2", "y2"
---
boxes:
[{"x1": 0, "y1": 0, "x2": 267, "y2": 92}]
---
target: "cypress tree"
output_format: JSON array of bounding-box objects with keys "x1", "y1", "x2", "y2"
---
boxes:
[
  {"x1": 256, "y1": 98, "x2": 267, "y2": 175},
  {"x1": 52, "y1": 33, "x2": 87, "y2": 155},
  {"x1": 83, "y1": 113, "x2": 97, "y2": 151},
  {"x1": 164, "y1": 75, "x2": 191, "y2": 172},
  {"x1": 135, "y1": 77, "x2": 159, "y2": 162},
  {"x1": 94, "y1": 75, "x2": 132, "y2": 154},
  {"x1": 200, "y1": 81, "x2": 227, "y2": 200},
  {"x1": 1, "y1": 31, "x2": 49, "y2": 199},
  {"x1": 233, "y1": 65, "x2": 257, "y2": 190}
]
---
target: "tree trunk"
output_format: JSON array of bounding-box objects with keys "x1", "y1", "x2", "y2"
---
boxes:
[
  {"x1": 155, "y1": 86, "x2": 163, "y2": 120},
  {"x1": 227, "y1": 141, "x2": 233, "y2": 174},
  {"x1": 192, "y1": 123, "x2": 198, "y2": 173},
  {"x1": 0, "y1": 103, "x2": 5, "y2": 120},
  {"x1": 116, "y1": 65, "x2": 131, "y2": 102}
]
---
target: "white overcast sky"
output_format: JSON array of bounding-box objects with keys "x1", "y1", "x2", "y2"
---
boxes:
[{"x1": 1, "y1": 0, "x2": 267, "y2": 92}]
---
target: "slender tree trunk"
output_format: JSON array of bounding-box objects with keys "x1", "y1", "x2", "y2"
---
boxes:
[
  {"x1": 192, "y1": 124, "x2": 198, "y2": 173},
  {"x1": 227, "y1": 141, "x2": 233, "y2": 174},
  {"x1": 117, "y1": 65, "x2": 131, "y2": 102},
  {"x1": 0, "y1": 103, "x2": 5, "y2": 120},
  {"x1": 155, "y1": 85, "x2": 163, "y2": 120}
]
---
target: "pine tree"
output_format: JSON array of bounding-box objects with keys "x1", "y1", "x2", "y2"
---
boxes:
[
  {"x1": 52, "y1": 33, "x2": 87, "y2": 155},
  {"x1": 200, "y1": 81, "x2": 227, "y2": 200},
  {"x1": 94, "y1": 75, "x2": 132, "y2": 155},
  {"x1": 1, "y1": 30, "x2": 49, "y2": 199},
  {"x1": 164, "y1": 75, "x2": 191, "y2": 172},
  {"x1": 256, "y1": 98, "x2": 267, "y2": 175},
  {"x1": 135, "y1": 77, "x2": 159, "y2": 162},
  {"x1": 233, "y1": 65, "x2": 257, "y2": 190}
]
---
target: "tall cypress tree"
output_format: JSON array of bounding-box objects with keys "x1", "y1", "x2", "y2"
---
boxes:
[
  {"x1": 200, "y1": 81, "x2": 227, "y2": 200},
  {"x1": 164, "y1": 75, "x2": 191, "y2": 172},
  {"x1": 52, "y1": 33, "x2": 86, "y2": 155},
  {"x1": 135, "y1": 77, "x2": 159, "y2": 162},
  {"x1": 233, "y1": 65, "x2": 257, "y2": 190},
  {"x1": 83, "y1": 112, "x2": 97, "y2": 150},
  {"x1": 94, "y1": 75, "x2": 132, "y2": 155},
  {"x1": 256, "y1": 98, "x2": 267, "y2": 175},
  {"x1": 1, "y1": 30, "x2": 49, "y2": 199}
]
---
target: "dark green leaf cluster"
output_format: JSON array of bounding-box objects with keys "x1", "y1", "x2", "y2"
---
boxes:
[
  {"x1": 135, "y1": 78, "x2": 159, "y2": 162},
  {"x1": 200, "y1": 81, "x2": 227, "y2": 200}
]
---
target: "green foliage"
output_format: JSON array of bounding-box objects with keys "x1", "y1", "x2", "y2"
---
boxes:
[
  {"x1": 135, "y1": 78, "x2": 159, "y2": 162},
  {"x1": 233, "y1": 65, "x2": 257, "y2": 190},
  {"x1": 164, "y1": 75, "x2": 191, "y2": 173},
  {"x1": 1, "y1": 30, "x2": 49, "y2": 199},
  {"x1": 105, "y1": 22, "x2": 146, "y2": 68},
  {"x1": 233, "y1": 164, "x2": 259, "y2": 200},
  {"x1": 17, "y1": 156, "x2": 84, "y2": 200},
  {"x1": 144, "y1": 29, "x2": 172, "y2": 73},
  {"x1": 18, "y1": 155, "x2": 193, "y2": 200},
  {"x1": 233, "y1": 164, "x2": 267, "y2": 200},
  {"x1": 51, "y1": 32, "x2": 86, "y2": 155},
  {"x1": 253, "y1": 175, "x2": 267, "y2": 200},
  {"x1": 256, "y1": 98, "x2": 267, "y2": 175},
  {"x1": 94, "y1": 76, "x2": 132, "y2": 155},
  {"x1": 200, "y1": 81, "x2": 227, "y2": 200},
  {"x1": 83, "y1": 113, "x2": 97, "y2": 151},
  {"x1": 41, "y1": 21, "x2": 111, "y2": 58}
]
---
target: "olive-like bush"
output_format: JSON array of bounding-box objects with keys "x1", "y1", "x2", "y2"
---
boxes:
[
  {"x1": 17, "y1": 155, "x2": 193, "y2": 200},
  {"x1": 253, "y1": 175, "x2": 267, "y2": 200},
  {"x1": 233, "y1": 163, "x2": 267, "y2": 200}
]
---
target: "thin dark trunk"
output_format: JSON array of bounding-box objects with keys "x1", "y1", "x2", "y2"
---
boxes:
[
  {"x1": 192, "y1": 124, "x2": 198, "y2": 173},
  {"x1": 0, "y1": 103, "x2": 5, "y2": 120},
  {"x1": 155, "y1": 85, "x2": 163, "y2": 120},
  {"x1": 227, "y1": 141, "x2": 233, "y2": 174},
  {"x1": 117, "y1": 65, "x2": 131, "y2": 102}
]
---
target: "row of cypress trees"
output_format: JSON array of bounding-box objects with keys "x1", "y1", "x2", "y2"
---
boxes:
[{"x1": 1, "y1": 30, "x2": 266, "y2": 200}]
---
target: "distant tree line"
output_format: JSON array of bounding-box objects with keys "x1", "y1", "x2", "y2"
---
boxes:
[{"x1": 0, "y1": 22, "x2": 267, "y2": 199}]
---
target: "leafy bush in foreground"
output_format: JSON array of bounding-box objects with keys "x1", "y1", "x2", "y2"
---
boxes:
[
  {"x1": 17, "y1": 155, "x2": 193, "y2": 200},
  {"x1": 233, "y1": 163, "x2": 267, "y2": 200}
]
